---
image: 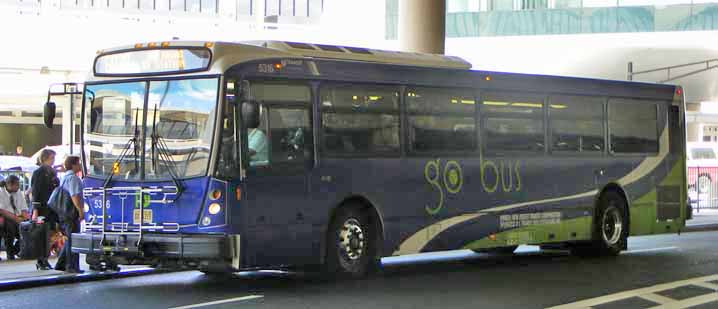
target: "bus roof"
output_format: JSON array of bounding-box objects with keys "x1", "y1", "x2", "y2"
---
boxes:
[
  {"x1": 246, "y1": 41, "x2": 472, "y2": 70},
  {"x1": 91, "y1": 40, "x2": 472, "y2": 79}
]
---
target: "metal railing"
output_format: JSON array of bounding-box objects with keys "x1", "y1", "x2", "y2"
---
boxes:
[
  {"x1": 688, "y1": 166, "x2": 718, "y2": 211},
  {"x1": 627, "y1": 59, "x2": 718, "y2": 83}
]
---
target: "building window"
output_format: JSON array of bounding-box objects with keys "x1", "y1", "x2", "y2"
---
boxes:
[
  {"x1": 308, "y1": 0, "x2": 321, "y2": 17},
  {"x1": 139, "y1": 0, "x2": 154, "y2": 10},
  {"x1": 200, "y1": 0, "x2": 215, "y2": 13},
  {"x1": 321, "y1": 84, "x2": 400, "y2": 156},
  {"x1": 406, "y1": 87, "x2": 477, "y2": 153},
  {"x1": 609, "y1": 99, "x2": 659, "y2": 154},
  {"x1": 280, "y1": 0, "x2": 293, "y2": 15},
  {"x1": 238, "y1": 0, "x2": 251, "y2": 15},
  {"x1": 549, "y1": 95, "x2": 604, "y2": 153},
  {"x1": 170, "y1": 0, "x2": 183, "y2": 11},
  {"x1": 295, "y1": 0, "x2": 307, "y2": 16},
  {"x1": 266, "y1": 0, "x2": 279, "y2": 16}
]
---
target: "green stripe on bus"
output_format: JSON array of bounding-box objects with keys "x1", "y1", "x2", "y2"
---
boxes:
[{"x1": 463, "y1": 216, "x2": 592, "y2": 251}]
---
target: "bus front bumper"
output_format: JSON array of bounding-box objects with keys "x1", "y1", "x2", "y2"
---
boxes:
[{"x1": 71, "y1": 232, "x2": 235, "y2": 259}]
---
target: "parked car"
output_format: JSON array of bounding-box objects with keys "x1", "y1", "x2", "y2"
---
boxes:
[
  {"x1": 30, "y1": 144, "x2": 84, "y2": 169},
  {"x1": 687, "y1": 142, "x2": 718, "y2": 210}
]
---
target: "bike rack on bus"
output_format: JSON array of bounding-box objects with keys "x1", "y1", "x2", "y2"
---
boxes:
[{"x1": 83, "y1": 185, "x2": 178, "y2": 255}]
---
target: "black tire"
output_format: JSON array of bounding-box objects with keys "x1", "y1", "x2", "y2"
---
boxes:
[
  {"x1": 573, "y1": 191, "x2": 628, "y2": 257},
  {"x1": 324, "y1": 205, "x2": 378, "y2": 279}
]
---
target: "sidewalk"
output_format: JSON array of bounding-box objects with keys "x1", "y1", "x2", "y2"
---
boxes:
[
  {"x1": 0, "y1": 252, "x2": 154, "y2": 291},
  {"x1": 684, "y1": 208, "x2": 718, "y2": 232}
]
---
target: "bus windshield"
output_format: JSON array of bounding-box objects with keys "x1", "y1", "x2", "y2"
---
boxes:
[{"x1": 84, "y1": 77, "x2": 219, "y2": 181}]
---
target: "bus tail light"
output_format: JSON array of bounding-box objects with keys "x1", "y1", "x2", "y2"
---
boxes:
[{"x1": 236, "y1": 187, "x2": 242, "y2": 200}]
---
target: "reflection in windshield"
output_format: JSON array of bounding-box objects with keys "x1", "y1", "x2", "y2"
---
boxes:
[
  {"x1": 84, "y1": 78, "x2": 219, "y2": 181},
  {"x1": 86, "y1": 82, "x2": 146, "y2": 181},
  {"x1": 146, "y1": 78, "x2": 218, "y2": 180}
]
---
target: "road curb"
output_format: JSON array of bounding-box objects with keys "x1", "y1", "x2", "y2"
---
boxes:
[
  {"x1": 682, "y1": 223, "x2": 718, "y2": 233},
  {"x1": 0, "y1": 267, "x2": 157, "y2": 292}
]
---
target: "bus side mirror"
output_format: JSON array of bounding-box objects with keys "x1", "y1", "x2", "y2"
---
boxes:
[
  {"x1": 241, "y1": 101, "x2": 260, "y2": 129},
  {"x1": 43, "y1": 101, "x2": 56, "y2": 128}
]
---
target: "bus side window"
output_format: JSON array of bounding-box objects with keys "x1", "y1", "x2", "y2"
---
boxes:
[{"x1": 268, "y1": 108, "x2": 312, "y2": 165}]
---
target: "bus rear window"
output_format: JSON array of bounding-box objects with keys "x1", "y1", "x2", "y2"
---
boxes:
[{"x1": 94, "y1": 48, "x2": 211, "y2": 76}]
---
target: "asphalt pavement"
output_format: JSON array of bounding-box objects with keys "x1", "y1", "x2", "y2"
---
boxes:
[{"x1": 0, "y1": 231, "x2": 717, "y2": 309}]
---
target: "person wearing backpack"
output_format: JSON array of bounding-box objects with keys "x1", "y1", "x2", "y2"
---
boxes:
[
  {"x1": 30, "y1": 149, "x2": 58, "y2": 270},
  {"x1": 53, "y1": 156, "x2": 83, "y2": 273}
]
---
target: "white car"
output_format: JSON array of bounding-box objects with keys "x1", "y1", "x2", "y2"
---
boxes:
[
  {"x1": 30, "y1": 144, "x2": 84, "y2": 168},
  {"x1": 0, "y1": 155, "x2": 37, "y2": 172}
]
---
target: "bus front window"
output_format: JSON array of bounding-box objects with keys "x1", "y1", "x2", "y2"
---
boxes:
[
  {"x1": 85, "y1": 82, "x2": 147, "y2": 180},
  {"x1": 84, "y1": 77, "x2": 219, "y2": 181},
  {"x1": 145, "y1": 78, "x2": 219, "y2": 180}
]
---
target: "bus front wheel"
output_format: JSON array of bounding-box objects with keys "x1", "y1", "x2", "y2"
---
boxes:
[
  {"x1": 324, "y1": 205, "x2": 378, "y2": 279},
  {"x1": 573, "y1": 191, "x2": 628, "y2": 257}
]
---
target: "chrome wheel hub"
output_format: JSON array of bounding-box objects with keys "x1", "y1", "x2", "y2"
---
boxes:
[
  {"x1": 602, "y1": 206, "x2": 623, "y2": 246},
  {"x1": 339, "y1": 218, "x2": 365, "y2": 261}
]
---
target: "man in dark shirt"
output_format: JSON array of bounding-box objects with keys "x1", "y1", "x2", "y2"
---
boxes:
[{"x1": 30, "y1": 149, "x2": 57, "y2": 270}]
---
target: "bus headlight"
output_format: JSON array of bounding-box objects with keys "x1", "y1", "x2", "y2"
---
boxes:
[
  {"x1": 208, "y1": 203, "x2": 222, "y2": 215},
  {"x1": 202, "y1": 216, "x2": 212, "y2": 226},
  {"x1": 84, "y1": 203, "x2": 90, "y2": 213}
]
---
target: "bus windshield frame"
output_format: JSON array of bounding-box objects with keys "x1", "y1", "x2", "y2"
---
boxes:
[{"x1": 81, "y1": 75, "x2": 221, "y2": 182}]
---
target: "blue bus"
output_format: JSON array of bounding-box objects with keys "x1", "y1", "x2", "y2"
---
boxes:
[{"x1": 44, "y1": 41, "x2": 687, "y2": 276}]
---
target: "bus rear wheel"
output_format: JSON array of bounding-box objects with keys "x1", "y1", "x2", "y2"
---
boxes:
[
  {"x1": 573, "y1": 191, "x2": 628, "y2": 257},
  {"x1": 324, "y1": 205, "x2": 377, "y2": 279}
]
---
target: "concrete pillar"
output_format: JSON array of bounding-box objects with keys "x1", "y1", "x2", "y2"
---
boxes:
[
  {"x1": 687, "y1": 122, "x2": 700, "y2": 143},
  {"x1": 398, "y1": 0, "x2": 446, "y2": 54}
]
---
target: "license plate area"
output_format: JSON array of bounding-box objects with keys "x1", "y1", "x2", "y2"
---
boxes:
[{"x1": 133, "y1": 209, "x2": 153, "y2": 224}]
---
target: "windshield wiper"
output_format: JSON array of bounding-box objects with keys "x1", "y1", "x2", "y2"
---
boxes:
[
  {"x1": 103, "y1": 108, "x2": 140, "y2": 188},
  {"x1": 150, "y1": 103, "x2": 184, "y2": 198}
]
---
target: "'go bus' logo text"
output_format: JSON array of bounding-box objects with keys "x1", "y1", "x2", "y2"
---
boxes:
[{"x1": 424, "y1": 157, "x2": 522, "y2": 215}]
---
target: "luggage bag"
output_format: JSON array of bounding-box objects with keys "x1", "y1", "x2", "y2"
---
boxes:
[{"x1": 18, "y1": 221, "x2": 48, "y2": 260}]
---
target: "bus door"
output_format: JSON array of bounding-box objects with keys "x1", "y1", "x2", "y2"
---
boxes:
[{"x1": 240, "y1": 81, "x2": 316, "y2": 266}]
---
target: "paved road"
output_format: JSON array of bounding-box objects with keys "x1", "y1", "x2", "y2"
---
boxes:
[{"x1": 2, "y1": 231, "x2": 718, "y2": 309}]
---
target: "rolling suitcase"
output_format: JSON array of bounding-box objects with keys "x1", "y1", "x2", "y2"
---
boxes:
[{"x1": 18, "y1": 221, "x2": 48, "y2": 260}]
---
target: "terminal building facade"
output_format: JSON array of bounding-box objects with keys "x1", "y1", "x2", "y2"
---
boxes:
[
  {"x1": 0, "y1": 0, "x2": 716, "y2": 155},
  {"x1": 386, "y1": 0, "x2": 718, "y2": 144}
]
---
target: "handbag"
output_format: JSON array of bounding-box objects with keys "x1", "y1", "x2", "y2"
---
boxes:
[{"x1": 47, "y1": 177, "x2": 77, "y2": 223}]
